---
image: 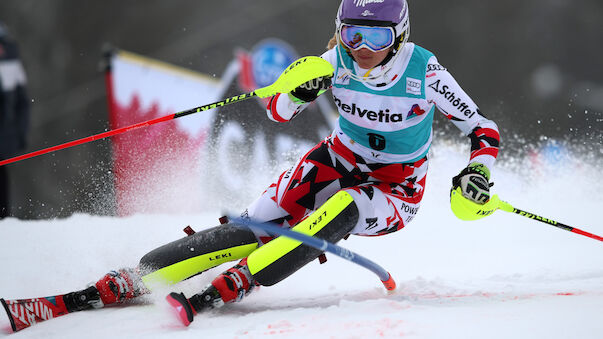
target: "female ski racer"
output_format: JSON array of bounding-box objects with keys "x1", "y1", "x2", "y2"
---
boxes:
[{"x1": 2, "y1": 0, "x2": 500, "y2": 329}]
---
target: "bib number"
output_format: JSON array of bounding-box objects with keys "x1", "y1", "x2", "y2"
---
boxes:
[{"x1": 367, "y1": 133, "x2": 386, "y2": 151}]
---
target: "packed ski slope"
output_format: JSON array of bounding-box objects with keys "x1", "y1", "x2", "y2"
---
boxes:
[{"x1": 1, "y1": 142, "x2": 602, "y2": 338}]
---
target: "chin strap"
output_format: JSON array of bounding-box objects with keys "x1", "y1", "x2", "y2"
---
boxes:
[{"x1": 362, "y1": 67, "x2": 376, "y2": 78}]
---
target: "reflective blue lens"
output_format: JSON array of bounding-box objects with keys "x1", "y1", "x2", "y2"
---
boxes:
[{"x1": 340, "y1": 24, "x2": 395, "y2": 52}]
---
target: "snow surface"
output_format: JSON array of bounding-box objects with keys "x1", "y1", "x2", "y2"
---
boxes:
[{"x1": 1, "y1": 143, "x2": 602, "y2": 338}]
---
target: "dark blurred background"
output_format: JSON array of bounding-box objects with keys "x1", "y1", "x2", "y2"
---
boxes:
[{"x1": 0, "y1": 0, "x2": 601, "y2": 219}]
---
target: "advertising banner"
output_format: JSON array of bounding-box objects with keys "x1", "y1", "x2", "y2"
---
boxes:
[{"x1": 106, "y1": 40, "x2": 334, "y2": 215}]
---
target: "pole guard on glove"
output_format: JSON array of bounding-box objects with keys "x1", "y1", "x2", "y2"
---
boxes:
[{"x1": 450, "y1": 187, "x2": 501, "y2": 221}]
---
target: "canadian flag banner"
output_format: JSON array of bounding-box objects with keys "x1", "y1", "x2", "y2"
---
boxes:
[{"x1": 106, "y1": 50, "x2": 223, "y2": 215}]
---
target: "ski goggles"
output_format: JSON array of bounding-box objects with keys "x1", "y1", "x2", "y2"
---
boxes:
[{"x1": 339, "y1": 24, "x2": 395, "y2": 52}]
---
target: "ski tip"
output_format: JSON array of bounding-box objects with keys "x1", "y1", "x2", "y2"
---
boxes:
[
  {"x1": 0, "y1": 298, "x2": 17, "y2": 333},
  {"x1": 165, "y1": 292, "x2": 194, "y2": 327},
  {"x1": 381, "y1": 273, "x2": 397, "y2": 292}
]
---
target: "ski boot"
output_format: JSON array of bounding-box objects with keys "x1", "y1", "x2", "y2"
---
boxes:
[
  {"x1": 166, "y1": 258, "x2": 257, "y2": 326},
  {"x1": 94, "y1": 268, "x2": 147, "y2": 306},
  {"x1": 64, "y1": 268, "x2": 147, "y2": 312}
]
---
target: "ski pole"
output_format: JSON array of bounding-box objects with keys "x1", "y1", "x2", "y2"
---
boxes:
[
  {"x1": 230, "y1": 216, "x2": 397, "y2": 291},
  {"x1": 0, "y1": 56, "x2": 334, "y2": 167},
  {"x1": 497, "y1": 199, "x2": 603, "y2": 243}
]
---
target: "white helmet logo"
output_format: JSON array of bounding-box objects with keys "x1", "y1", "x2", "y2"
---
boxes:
[
  {"x1": 361, "y1": 10, "x2": 374, "y2": 16},
  {"x1": 354, "y1": 0, "x2": 384, "y2": 7}
]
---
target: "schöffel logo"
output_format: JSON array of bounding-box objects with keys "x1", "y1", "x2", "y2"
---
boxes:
[
  {"x1": 428, "y1": 80, "x2": 477, "y2": 118},
  {"x1": 333, "y1": 95, "x2": 403, "y2": 122},
  {"x1": 354, "y1": 0, "x2": 384, "y2": 7}
]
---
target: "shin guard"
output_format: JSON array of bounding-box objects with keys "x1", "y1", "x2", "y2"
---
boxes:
[
  {"x1": 247, "y1": 191, "x2": 359, "y2": 286},
  {"x1": 139, "y1": 223, "x2": 258, "y2": 287}
]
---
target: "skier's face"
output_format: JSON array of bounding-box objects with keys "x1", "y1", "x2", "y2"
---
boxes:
[{"x1": 350, "y1": 47, "x2": 391, "y2": 69}]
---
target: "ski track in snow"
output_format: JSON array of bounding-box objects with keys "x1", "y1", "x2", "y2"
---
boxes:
[{"x1": 1, "y1": 144, "x2": 602, "y2": 338}]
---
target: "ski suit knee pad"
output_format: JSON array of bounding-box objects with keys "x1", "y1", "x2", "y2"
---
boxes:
[
  {"x1": 247, "y1": 190, "x2": 359, "y2": 286},
  {"x1": 139, "y1": 224, "x2": 258, "y2": 288}
]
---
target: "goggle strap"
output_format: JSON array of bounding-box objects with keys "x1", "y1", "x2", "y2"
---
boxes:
[{"x1": 341, "y1": 18, "x2": 393, "y2": 27}]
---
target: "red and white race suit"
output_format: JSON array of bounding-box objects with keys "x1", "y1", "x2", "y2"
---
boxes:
[{"x1": 246, "y1": 43, "x2": 500, "y2": 238}]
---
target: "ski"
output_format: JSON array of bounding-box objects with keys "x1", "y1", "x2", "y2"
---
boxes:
[
  {"x1": 165, "y1": 292, "x2": 195, "y2": 326},
  {"x1": 1, "y1": 295, "x2": 71, "y2": 332},
  {"x1": 1, "y1": 286, "x2": 99, "y2": 333}
]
